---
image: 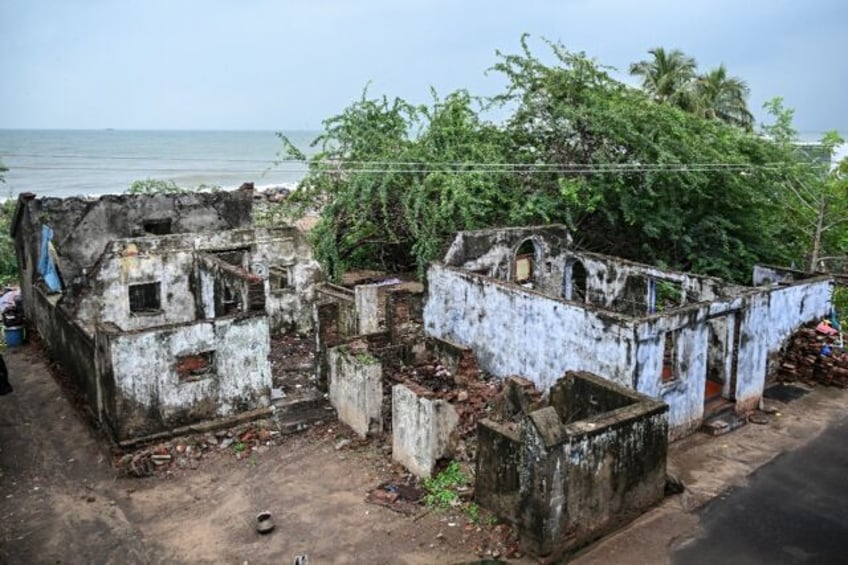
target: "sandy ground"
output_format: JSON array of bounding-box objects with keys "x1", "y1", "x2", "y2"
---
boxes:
[
  {"x1": 2, "y1": 339, "x2": 848, "y2": 564},
  {"x1": 0, "y1": 343, "x2": 523, "y2": 564}
]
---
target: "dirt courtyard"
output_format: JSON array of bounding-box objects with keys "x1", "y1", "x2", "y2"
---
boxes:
[
  {"x1": 0, "y1": 343, "x2": 522, "y2": 564},
  {"x1": 4, "y1": 337, "x2": 848, "y2": 564}
]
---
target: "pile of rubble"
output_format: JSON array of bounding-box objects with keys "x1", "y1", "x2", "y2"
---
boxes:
[
  {"x1": 778, "y1": 322, "x2": 848, "y2": 387},
  {"x1": 384, "y1": 361, "x2": 502, "y2": 440},
  {"x1": 114, "y1": 420, "x2": 284, "y2": 477},
  {"x1": 269, "y1": 333, "x2": 318, "y2": 400}
]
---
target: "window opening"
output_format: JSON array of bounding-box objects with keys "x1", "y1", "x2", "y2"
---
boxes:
[
  {"x1": 564, "y1": 258, "x2": 588, "y2": 302},
  {"x1": 662, "y1": 330, "x2": 679, "y2": 383},
  {"x1": 143, "y1": 219, "x2": 172, "y2": 235},
  {"x1": 654, "y1": 280, "x2": 685, "y2": 312},
  {"x1": 129, "y1": 282, "x2": 161, "y2": 313},
  {"x1": 514, "y1": 240, "x2": 537, "y2": 284},
  {"x1": 270, "y1": 266, "x2": 290, "y2": 291},
  {"x1": 221, "y1": 282, "x2": 240, "y2": 314},
  {"x1": 248, "y1": 280, "x2": 265, "y2": 311},
  {"x1": 214, "y1": 248, "x2": 248, "y2": 268},
  {"x1": 175, "y1": 351, "x2": 215, "y2": 382}
]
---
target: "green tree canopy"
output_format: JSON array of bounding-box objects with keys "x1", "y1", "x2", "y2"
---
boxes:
[
  {"x1": 275, "y1": 38, "x2": 824, "y2": 283},
  {"x1": 630, "y1": 48, "x2": 753, "y2": 130}
]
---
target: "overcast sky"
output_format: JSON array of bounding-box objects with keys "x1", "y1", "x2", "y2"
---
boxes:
[{"x1": 1, "y1": 0, "x2": 845, "y2": 134}]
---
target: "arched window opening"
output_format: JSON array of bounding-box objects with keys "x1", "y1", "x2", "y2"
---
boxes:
[{"x1": 563, "y1": 258, "x2": 588, "y2": 302}]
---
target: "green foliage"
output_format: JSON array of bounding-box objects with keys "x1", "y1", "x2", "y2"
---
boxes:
[
  {"x1": 277, "y1": 87, "x2": 514, "y2": 279},
  {"x1": 423, "y1": 461, "x2": 468, "y2": 509},
  {"x1": 492, "y1": 38, "x2": 793, "y2": 281},
  {"x1": 0, "y1": 162, "x2": 18, "y2": 284},
  {"x1": 630, "y1": 47, "x2": 753, "y2": 129},
  {"x1": 277, "y1": 37, "x2": 829, "y2": 283},
  {"x1": 127, "y1": 178, "x2": 187, "y2": 195},
  {"x1": 834, "y1": 286, "x2": 848, "y2": 319},
  {"x1": 0, "y1": 198, "x2": 18, "y2": 284},
  {"x1": 760, "y1": 98, "x2": 847, "y2": 271}
]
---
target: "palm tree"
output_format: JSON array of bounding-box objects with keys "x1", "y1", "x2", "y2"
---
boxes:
[
  {"x1": 695, "y1": 65, "x2": 754, "y2": 130},
  {"x1": 629, "y1": 48, "x2": 698, "y2": 110}
]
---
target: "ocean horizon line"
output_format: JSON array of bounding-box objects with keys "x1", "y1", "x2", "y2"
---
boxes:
[{"x1": 0, "y1": 127, "x2": 322, "y2": 133}]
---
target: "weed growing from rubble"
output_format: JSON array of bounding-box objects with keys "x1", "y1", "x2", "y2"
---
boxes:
[
  {"x1": 834, "y1": 287, "x2": 847, "y2": 321},
  {"x1": 466, "y1": 502, "x2": 480, "y2": 524},
  {"x1": 423, "y1": 461, "x2": 468, "y2": 509}
]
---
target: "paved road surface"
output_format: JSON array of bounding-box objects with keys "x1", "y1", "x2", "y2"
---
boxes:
[{"x1": 671, "y1": 417, "x2": 848, "y2": 564}]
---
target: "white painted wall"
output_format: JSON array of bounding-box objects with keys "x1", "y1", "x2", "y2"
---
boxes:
[
  {"x1": 736, "y1": 279, "x2": 833, "y2": 407},
  {"x1": 327, "y1": 346, "x2": 383, "y2": 437},
  {"x1": 392, "y1": 383, "x2": 459, "y2": 478},
  {"x1": 109, "y1": 316, "x2": 271, "y2": 423},
  {"x1": 424, "y1": 265, "x2": 637, "y2": 392}
]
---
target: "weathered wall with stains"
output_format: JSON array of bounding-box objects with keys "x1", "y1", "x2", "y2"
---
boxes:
[
  {"x1": 518, "y1": 405, "x2": 668, "y2": 557},
  {"x1": 441, "y1": 225, "x2": 571, "y2": 295},
  {"x1": 631, "y1": 304, "x2": 717, "y2": 437},
  {"x1": 424, "y1": 264, "x2": 637, "y2": 391},
  {"x1": 476, "y1": 373, "x2": 668, "y2": 558},
  {"x1": 752, "y1": 264, "x2": 803, "y2": 286},
  {"x1": 103, "y1": 314, "x2": 271, "y2": 440},
  {"x1": 560, "y1": 251, "x2": 737, "y2": 314},
  {"x1": 12, "y1": 190, "x2": 254, "y2": 285},
  {"x1": 735, "y1": 278, "x2": 833, "y2": 409},
  {"x1": 76, "y1": 239, "x2": 199, "y2": 331},
  {"x1": 30, "y1": 287, "x2": 100, "y2": 416},
  {"x1": 326, "y1": 346, "x2": 383, "y2": 437},
  {"x1": 392, "y1": 383, "x2": 459, "y2": 478},
  {"x1": 71, "y1": 227, "x2": 321, "y2": 333},
  {"x1": 248, "y1": 228, "x2": 323, "y2": 333}
]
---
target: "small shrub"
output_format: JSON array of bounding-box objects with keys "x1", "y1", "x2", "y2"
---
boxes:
[
  {"x1": 127, "y1": 178, "x2": 186, "y2": 195},
  {"x1": 423, "y1": 461, "x2": 468, "y2": 509}
]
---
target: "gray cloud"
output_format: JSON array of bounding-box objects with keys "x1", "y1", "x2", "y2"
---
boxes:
[{"x1": 1, "y1": 0, "x2": 845, "y2": 133}]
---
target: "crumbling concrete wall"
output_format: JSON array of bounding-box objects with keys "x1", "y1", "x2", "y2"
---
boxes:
[
  {"x1": 248, "y1": 228, "x2": 323, "y2": 333},
  {"x1": 424, "y1": 264, "x2": 637, "y2": 391},
  {"x1": 103, "y1": 314, "x2": 271, "y2": 440},
  {"x1": 11, "y1": 191, "x2": 254, "y2": 286},
  {"x1": 633, "y1": 305, "x2": 713, "y2": 438},
  {"x1": 735, "y1": 278, "x2": 833, "y2": 410},
  {"x1": 30, "y1": 286, "x2": 101, "y2": 417},
  {"x1": 327, "y1": 345, "x2": 383, "y2": 437},
  {"x1": 386, "y1": 287, "x2": 424, "y2": 343},
  {"x1": 355, "y1": 284, "x2": 380, "y2": 334},
  {"x1": 392, "y1": 383, "x2": 459, "y2": 478},
  {"x1": 76, "y1": 239, "x2": 199, "y2": 331},
  {"x1": 752, "y1": 264, "x2": 817, "y2": 287},
  {"x1": 476, "y1": 372, "x2": 668, "y2": 559},
  {"x1": 70, "y1": 227, "x2": 321, "y2": 333}
]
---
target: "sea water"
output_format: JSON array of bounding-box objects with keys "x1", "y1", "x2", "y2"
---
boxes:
[{"x1": 0, "y1": 129, "x2": 318, "y2": 198}]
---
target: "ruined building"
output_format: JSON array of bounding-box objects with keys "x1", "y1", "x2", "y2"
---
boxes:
[
  {"x1": 424, "y1": 225, "x2": 833, "y2": 438},
  {"x1": 10, "y1": 190, "x2": 321, "y2": 441}
]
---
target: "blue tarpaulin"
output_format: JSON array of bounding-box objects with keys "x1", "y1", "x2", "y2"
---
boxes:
[{"x1": 37, "y1": 225, "x2": 62, "y2": 293}]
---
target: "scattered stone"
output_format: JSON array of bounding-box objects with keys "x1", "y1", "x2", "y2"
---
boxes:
[
  {"x1": 749, "y1": 412, "x2": 770, "y2": 425},
  {"x1": 665, "y1": 472, "x2": 686, "y2": 495},
  {"x1": 335, "y1": 439, "x2": 351, "y2": 451}
]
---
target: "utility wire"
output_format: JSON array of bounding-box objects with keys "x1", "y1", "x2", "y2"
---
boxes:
[{"x1": 3, "y1": 152, "x2": 788, "y2": 171}]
